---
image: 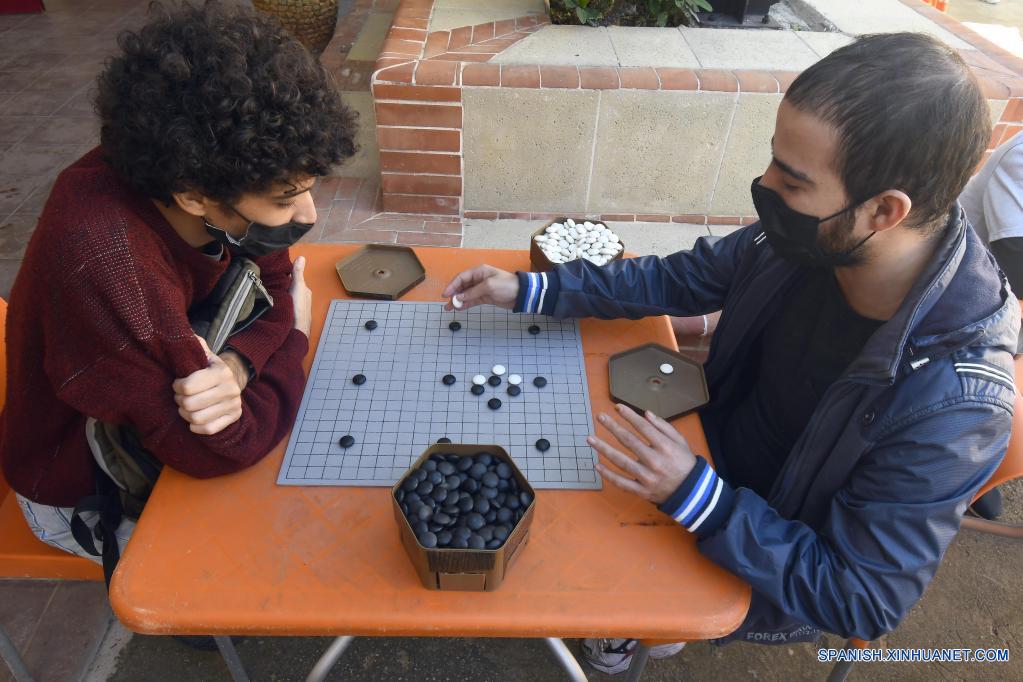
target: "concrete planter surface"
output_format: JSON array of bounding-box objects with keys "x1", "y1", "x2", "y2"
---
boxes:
[{"x1": 372, "y1": 0, "x2": 1023, "y2": 229}]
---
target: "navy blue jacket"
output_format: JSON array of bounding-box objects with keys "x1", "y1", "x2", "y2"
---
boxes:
[{"x1": 514, "y1": 209, "x2": 1018, "y2": 643}]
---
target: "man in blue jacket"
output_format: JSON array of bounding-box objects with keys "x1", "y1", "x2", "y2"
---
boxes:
[{"x1": 444, "y1": 32, "x2": 1018, "y2": 673}]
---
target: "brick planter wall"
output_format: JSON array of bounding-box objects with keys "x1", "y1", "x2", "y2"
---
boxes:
[{"x1": 371, "y1": 0, "x2": 1023, "y2": 231}]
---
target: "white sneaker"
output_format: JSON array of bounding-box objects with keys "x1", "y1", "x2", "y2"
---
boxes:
[{"x1": 580, "y1": 638, "x2": 686, "y2": 674}]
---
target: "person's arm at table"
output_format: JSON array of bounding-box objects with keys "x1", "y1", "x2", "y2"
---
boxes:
[
  {"x1": 50, "y1": 259, "x2": 310, "y2": 477},
  {"x1": 590, "y1": 401, "x2": 1009, "y2": 641},
  {"x1": 443, "y1": 226, "x2": 759, "y2": 319}
]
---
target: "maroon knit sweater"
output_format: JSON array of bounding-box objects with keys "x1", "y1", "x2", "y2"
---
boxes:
[{"x1": 0, "y1": 149, "x2": 309, "y2": 506}]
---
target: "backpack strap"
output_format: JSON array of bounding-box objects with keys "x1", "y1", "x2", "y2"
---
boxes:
[{"x1": 70, "y1": 464, "x2": 124, "y2": 589}]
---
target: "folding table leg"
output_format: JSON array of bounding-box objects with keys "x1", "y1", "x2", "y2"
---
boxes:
[
  {"x1": 0, "y1": 624, "x2": 33, "y2": 682},
  {"x1": 543, "y1": 638, "x2": 587, "y2": 682},
  {"x1": 306, "y1": 635, "x2": 356, "y2": 682},
  {"x1": 625, "y1": 642, "x2": 651, "y2": 682},
  {"x1": 214, "y1": 636, "x2": 250, "y2": 682}
]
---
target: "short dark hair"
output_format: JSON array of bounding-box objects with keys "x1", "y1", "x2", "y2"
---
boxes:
[
  {"x1": 785, "y1": 32, "x2": 990, "y2": 230},
  {"x1": 96, "y1": 0, "x2": 357, "y2": 205}
]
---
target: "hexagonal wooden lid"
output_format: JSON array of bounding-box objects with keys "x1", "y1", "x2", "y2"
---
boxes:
[
  {"x1": 608, "y1": 343, "x2": 709, "y2": 421},
  {"x1": 336, "y1": 244, "x2": 426, "y2": 300}
]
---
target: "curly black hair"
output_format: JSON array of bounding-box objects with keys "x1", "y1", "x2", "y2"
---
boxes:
[{"x1": 97, "y1": 0, "x2": 357, "y2": 205}]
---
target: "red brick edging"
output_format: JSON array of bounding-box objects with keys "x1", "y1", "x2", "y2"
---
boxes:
[{"x1": 370, "y1": 0, "x2": 1023, "y2": 222}]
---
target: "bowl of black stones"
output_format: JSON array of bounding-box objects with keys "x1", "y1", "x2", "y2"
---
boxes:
[{"x1": 391, "y1": 444, "x2": 536, "y2": 592}]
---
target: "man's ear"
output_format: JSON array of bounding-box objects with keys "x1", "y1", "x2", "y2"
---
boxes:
[
  {"x1": 171, "y1": 190, "x2": 210, "y2": 218},
  {"x1": 866, "y1": 190, "x2": 912, "y2": 233}
]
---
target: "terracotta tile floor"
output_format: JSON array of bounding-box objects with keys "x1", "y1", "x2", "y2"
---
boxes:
[{"x1": 0, "y1": 0, "x2": 460, "y2": 299}]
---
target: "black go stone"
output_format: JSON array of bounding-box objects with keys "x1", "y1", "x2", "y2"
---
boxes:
[
  {"x1": 433, "y1": 512, "x2": 452, "y2": 526},
  {"x1": 477, "y1": 453, "x2": 493, "y2": 466},
  {"x1": 364, "y1": 320, "x2": 378, "y2": 331},
  {"x1": 422, "y1": 460, "x2": 438, "y2": 472},
  {"x1": 507, "y1": 385, "x2": 521, "y2": 397},
  {"x1": 496, "y1": 463, "x2": 512, "y2": 480},
  {"x1": 456, "y1": 457, "x2": 473, "y2": 472},
  {"x1": 451, "y1": 537, "x2": 469, "y2": 549},
  {"x1": 474, "y1": 498, "x2": 490, "y2": 515},
  {"x1": 438, "y1": 461, "x2": 456, "y2": 475},
  {"x1": 479, "y1": 526, "x2": 495, "y2": 542},
  {"x1": 485, "y1": 509, "x2": 497, "y2": 523},
  {"x1": 520, "y1": 491, "x2": 534, "y2": 507},
  {"x1": 431, "y1": 487, "x2": 448, "y2": 502},
  {"x1": 533, "y1": 376, "x2": 547, "y2": 388},
  {"x1": 428, "y1": 470, "x2": 444, "y2": 485},
  {"x1": 480, "y1": 486, "x2": 498, "y2": 500},
  {"x1": 487, "y1": 398, "x2": 502, "y2": 410},
  {"x1": 462, "y1": 478, "x2": 479, "y2": 493},
  {"x1": 437, "y1": 437, "x2": 452, "y2": 444},
  {"x1": 453, "y1": 526, "x2": 472, "y2": 539},
  {"x1": 338, "y1": 435, "x2": 355, "y2": 448},
  {"x1": 470, "y1": 384, "x2": 485, "y2": 396},
  {"x1": 416, "y1": 505, "x2": 433, "y2": 522},
  {"x1": 468, "y1": 534, "x2": 485, "y2": 550},
  {"x1": 413, "y1": 521, "x2": 429, "y2": 536},
  {"x1": 457, "y1": 497, "x2": 474, "y2": 513},
  {"x1": 505, "y1": 495, "x2": 521, "y2": 511},
  {"x1": 486, "y1": 539, "x2": 503, "y2": 549},
  {"x1": 469, "y1": 462, "x2": 487, "y2": 480},
  {"x1": 416, "y1": 480, "x2": 434, "y2": 496},
  {"x1": 449, "y1": 321, "x2": 462, "y2": 332},
  {"x1": 487, "y1": 375, "x2": 501, "y2": 387},
  {"x1": 494, "y1": 525, "x2": 510, "y2": 542},
  {"x1": 497, "y1": 507, "x2": 513, "y2": 524},
  {"x1": 417, "y1": 532, "x2": 438, "y2": 548},
  {"x1": 497, "y1": 479, "x2": 510, "y2": 492},
  {"x1": 442, "y1": 374, "x2": 457, "y2": 386},
  {"x1": 482, "y1": 471, "x2": 499, "y2": 488},
  {"x1": 466, "y1": 513, "x2": 485, "y2": 530},
  {"x1": 352, "y1": 374, "x2": 367, "y2": 386},
  {"x1": 445, "y1": 475, "x2": 461, "y2": 490},
  {"x1": 436, "y1": 531, "x2": 452, "y2": 547},
  {"x1": 535, "y1": 438, "x2": 551, "y2": 452},
  {"x1": 528, "y1": 325, "x2": 541, "y2": 335}
]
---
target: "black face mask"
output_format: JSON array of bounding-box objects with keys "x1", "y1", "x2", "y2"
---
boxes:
[
  {"x1": 204, "y1": 206, "x2": 314, "y2": 259},
  {"x1": 750, "y1": 177, "x2": 874, "y2": 268}
]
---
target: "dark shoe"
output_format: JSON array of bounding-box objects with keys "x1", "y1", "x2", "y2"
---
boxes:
[
  {"x1": 971, "y1": 487, "x2": 1003, "y2": 520},
  {"x1": 172, "y1": 635, "x2": 220, "y2": 651}
]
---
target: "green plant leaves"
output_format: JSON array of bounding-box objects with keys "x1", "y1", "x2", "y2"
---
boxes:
[{"x1": 555, "y1": 0, "x2": 712, "y2": 26}]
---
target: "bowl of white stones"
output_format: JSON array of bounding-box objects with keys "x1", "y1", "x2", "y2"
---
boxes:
[{"x1": 530, "y1": 218, "x2": 624, "y2": 271}]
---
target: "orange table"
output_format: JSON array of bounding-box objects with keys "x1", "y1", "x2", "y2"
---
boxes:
[{"x1": 110, "y1": 246, "x2": 750, "y2": 667}]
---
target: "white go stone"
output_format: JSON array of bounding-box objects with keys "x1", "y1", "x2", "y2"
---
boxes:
[
  {"x1": 472, "y1": 374, "x2": 487, "y2": 385},
  {"x1": 451, "y1": 294, "x2": 464, "y2": 309},
  {"x1": 566, "y1": 218, "x2": 577, "y2": 228},
  {"x1": 508, "y1": 374, "x2": 523, "y2": 385},
  {"x1": 609, "y1": 234, "x2": 620, "y2": 243},
  {"x1": 492, "y1": 364, "x2": 506, "y2": 376},
  {"x1": 659, "y1": 363, "x2": 675, "y2": 375}
]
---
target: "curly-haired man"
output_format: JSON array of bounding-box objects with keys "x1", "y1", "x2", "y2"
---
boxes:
[{"x1": 0, "y1": 1, "x2": 358, "y2": 559}]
